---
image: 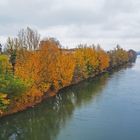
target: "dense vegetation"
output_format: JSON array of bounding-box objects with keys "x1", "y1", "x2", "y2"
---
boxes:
[{"x1": 0, "y1": 27, "x2": 137, "y2": 116}]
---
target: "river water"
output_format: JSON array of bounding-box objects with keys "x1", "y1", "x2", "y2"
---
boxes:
[{"x1": 0, "y1": 56, "x2": 140, "y2": 140}]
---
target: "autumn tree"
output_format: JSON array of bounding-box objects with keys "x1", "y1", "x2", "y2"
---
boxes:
[
  {"x1": 55, "y1": 52, "x2": 75, "y2": 88},
  {"x1": 74, "y1": 44, "x2": 99, "y2": 79},
  {"x1": 15, "y1": 38, "x2": 60, "y2": 93},
  {"x1": 15, "y1": 37, "x2": 76, "y2": 92},
  {"x1": 0, "y1": 55, "x2": 11, "y2": 76},
  {"x1": 6, "y1": 37, "x2": 20, "y2": 74},
  {"x1": 108, "y1": 45, "x2": 129, "y2": 68},
  {"x1": 96, "y1": 45, "x2": 110, "y2": 72}
]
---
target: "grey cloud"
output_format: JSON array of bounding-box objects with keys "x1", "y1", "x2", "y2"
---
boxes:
[{"x1": 0, "y1": 0, "x2": 140, "y2": 50}]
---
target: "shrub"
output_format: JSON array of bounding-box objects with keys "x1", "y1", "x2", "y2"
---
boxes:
[
  {"x1": 0, "y1": 75, "x2": 30, "y2": 98},
  {"x1": 0, "y1": 55, "x2": 11, "y2": 75},
  {"x1": 0, "y1": 93, "x2": 10, "y2": 113}
]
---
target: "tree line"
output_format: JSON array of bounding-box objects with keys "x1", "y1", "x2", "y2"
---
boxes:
[{"x1": 0, "y1": 27, "x2": 137, "y2": 115}]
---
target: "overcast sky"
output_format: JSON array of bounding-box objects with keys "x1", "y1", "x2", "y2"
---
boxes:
[{"x1": 0, "y1": 0, "x2": 140, "y2": 50}]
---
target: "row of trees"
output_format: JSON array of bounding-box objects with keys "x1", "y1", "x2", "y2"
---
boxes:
[
  {"x1": 0, "y1": 27, "x2": 134, "y2": 114},
  {"x1": 108, "y1": 46, "x2": 129, "y2": 68}
]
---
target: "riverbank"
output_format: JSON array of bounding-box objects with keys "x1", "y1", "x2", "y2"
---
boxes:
[
  {"x1": 0, "y1": 32, "x2": 137, "y2": 118},
  {"x1": 0, "y1": 61, "x2": 134, "y2": 118},
  {"x1": 0, "y1": 71, "x2": 99, "y2": 117}
]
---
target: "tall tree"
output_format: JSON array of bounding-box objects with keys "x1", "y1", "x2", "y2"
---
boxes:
[
  {"x1": 18, "y1": 27, "x2": 40, "y2": 50},
  {"x1": 6, "y1": 37, "x2": 20, "y2": 74}
]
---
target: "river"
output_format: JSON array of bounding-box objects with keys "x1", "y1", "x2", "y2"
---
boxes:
[{"x1": 0, "y1": 56, "x2": 140, "y2": 140}]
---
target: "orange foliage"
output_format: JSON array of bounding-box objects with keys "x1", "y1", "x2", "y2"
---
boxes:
[
  {"x1": 14, "y1": 41, "x2": 111, "y2": 99},
  {"x1": 74, "y1": 46, "x2": 99, "y2": 78},
  {"x1": 15, "y1": 50, "x2": 41, "y2": 84},
  {"x1": 96, "y1": 46, "x2": 110, "y2": 72},
  {"x1": 56, "y1": 53, "x2": 75, "y2": 87},
  {"x1": 38, "y1": 40, "x2": 75, "y2": 89},
  {"x1": 15, "y1": 39, "x2": 76, "y2": 93}
]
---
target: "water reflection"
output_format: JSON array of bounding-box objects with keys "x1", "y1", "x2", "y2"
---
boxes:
[{"x1": 0, "y1": 74, "x2": 110, "y2": 140}]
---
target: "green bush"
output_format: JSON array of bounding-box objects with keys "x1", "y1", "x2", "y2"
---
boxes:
[
  {"x1": 0, "y1": 55, "x2": 10, "y2": 75},
  {"x1": 0, "y1": 93, "x2": 10, "y2": 111},
  {"x1": 0, "y1": 75, "x2": 30, "y2": 98}
]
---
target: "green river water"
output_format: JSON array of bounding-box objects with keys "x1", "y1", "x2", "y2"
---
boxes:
[{"x1": 0, "y1": 56, "x2": 140, "y2": 140}]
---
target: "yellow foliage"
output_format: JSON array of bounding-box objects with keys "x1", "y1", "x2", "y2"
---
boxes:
[
  {"x1": 55, "y1": 53, "x2": 76, "y2": 88},
  {"x1": 0, "y1": 55, "x2": 12, "y2": 75},
  {"x1": 96, "y1": 47, "x2": 110, "y2": 72},
  {"x1": 74, "y1": 46, "x2": 99, "y2": 78},
  {"x1": 0, "y1": 92, "x2": 10, "y2": 113},
  {"x1": 15, "y1": 42, "x2": 110, "y2": 93}
]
